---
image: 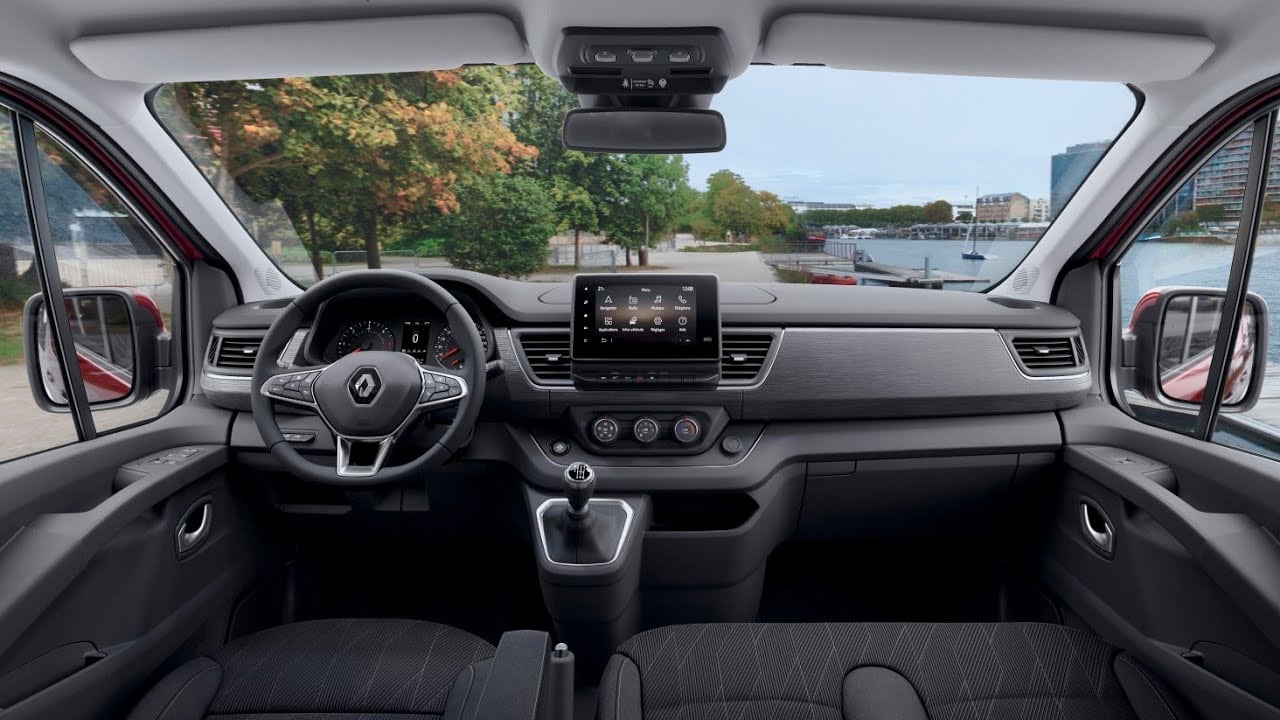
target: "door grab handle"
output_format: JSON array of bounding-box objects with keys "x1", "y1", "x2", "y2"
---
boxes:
[
  {"x1": 176, "y1": 498, "x2": 213, "y2": 556},
  {"x1": 1079, "y1": 498, "x2": 1115, "y2": 558}
]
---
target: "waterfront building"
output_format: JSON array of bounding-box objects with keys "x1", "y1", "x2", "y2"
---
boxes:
[
  {"x1": 1029, "y1": 197, "x2": 1049, "y2": 222},
  {"x1": 1050, "y1": 141, "x2": 1110, "y2": 219},
  {"x1": 976, "y1": 192, "x2": 1030, "y2": 222}
]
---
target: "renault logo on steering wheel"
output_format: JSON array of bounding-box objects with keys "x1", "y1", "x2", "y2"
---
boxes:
[{"x1": 347, "y1": 367, "x2": 382, "y2": 404}]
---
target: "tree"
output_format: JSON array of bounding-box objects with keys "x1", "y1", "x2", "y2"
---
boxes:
[
  {"x1": 439, "y1": 174, "x2": 557, "y2": 277},
  {"x1": 1196, "y1": 204, "x2": 1226, "y2": 224},
  {"x1": 922, "y1": 199, "x2": 953, "y2": 224},
  {"x1": 956, "y1": 211, "x2": 974, "y2": 223},
  {"x1": 166, "y1": 71, "x2": 537, "y2": 270},
  {"x1": 599, "y1": 154, "x2": 693, "y2": 265}
]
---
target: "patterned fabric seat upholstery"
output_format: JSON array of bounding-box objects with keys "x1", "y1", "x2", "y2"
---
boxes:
[
  {"x1": 597, "y1": 623, "x2": 1194, "y2": 720},
  {"x1": 128, "y1": 619, "x2": 495, "y2": 720}
]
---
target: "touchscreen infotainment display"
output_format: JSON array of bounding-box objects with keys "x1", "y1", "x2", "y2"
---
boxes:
[{"x1": 572, "y1": 274, "x2": 719, "y2": 361}]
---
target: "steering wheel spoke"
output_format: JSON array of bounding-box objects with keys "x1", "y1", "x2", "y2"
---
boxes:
[
  {"x1": 418, "y1": 368, "x2": 470, "y2": 410},
  {"x1": 335, "y1": 435, "x2": 396, "y2": 478},
  {"x1": 259, "y1": 366, "x2": 326, "y2": 409}
]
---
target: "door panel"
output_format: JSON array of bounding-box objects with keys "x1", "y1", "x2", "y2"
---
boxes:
[
  {"x1": 1051, "y1": 399, "x2": 1280, "y2": 720},
  {"x1": 0, "y1": 400, "x2": 263, "y2": 720}
]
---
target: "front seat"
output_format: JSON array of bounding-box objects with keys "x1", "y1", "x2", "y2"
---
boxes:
[
  {"x1": 598, "y1": 622, "x2": 1194, "y2": 720},
  {"x1": 128, "y1": 618, "x2": 498, "y2": 720}
]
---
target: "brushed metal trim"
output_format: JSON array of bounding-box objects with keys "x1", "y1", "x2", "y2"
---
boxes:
[{"x1": 535, "y1": 497, "x2": 635, "y2": 567}]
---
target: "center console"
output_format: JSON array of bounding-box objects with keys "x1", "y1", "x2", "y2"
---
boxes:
[
  {"x1": 570, "y1": 273, "x2": 721, "y2": 387},
  {"x1": 532, "y1": 274, "x2": 726, "y2": 671}
]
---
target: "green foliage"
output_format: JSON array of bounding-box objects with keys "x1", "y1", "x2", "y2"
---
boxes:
[
  {"x1": 439, "y1": 174, "x2": 557, "y2": 277},
  {"x1": 921, "y1": 199, "x2": 953, "y2": 224},
  {"x1": 692, "y1": 169, "x2": 796, "y2": 240},
  {"x1": 803, "y1": 205, "x2": 927, "y2": 228}
]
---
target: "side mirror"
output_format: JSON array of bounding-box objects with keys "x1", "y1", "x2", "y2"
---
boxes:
[
  {"x1": 22, "y1": 288, "x2": 169, "y2": 412},
  {"x1": 1124, "y1": 287, "x2": 1268, "y2": 412}
]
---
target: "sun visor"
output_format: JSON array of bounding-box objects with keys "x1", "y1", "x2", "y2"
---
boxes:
[
  {"x1": 762, "y1": 14, "x2": 1214, "y2": 83},
  {"x1": 71, "y1": 14, "x2": 528, "y2": 83}
]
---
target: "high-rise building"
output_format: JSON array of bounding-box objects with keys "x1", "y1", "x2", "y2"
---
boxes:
[
  {"x1": 1050, "y1": 142, "x2": 1110, "y2": 219},
  {"x1": 976, "y1": 192, "x2": 1030, "y2": 222},
  {"x1": 1190, "y1": 122, "x2": 1280, "y2": 218}
]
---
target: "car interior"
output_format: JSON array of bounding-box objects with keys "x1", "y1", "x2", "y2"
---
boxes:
[{"x1": 3, "y1": 2, "x2": 1280, "y2": 720}]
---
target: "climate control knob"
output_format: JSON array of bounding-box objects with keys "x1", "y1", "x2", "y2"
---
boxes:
[
  {"x1": 591, "y1": 416, "x2": 621, "y2": 445},
  {"x1": 672, "y1": 415, "x2": 701, "y2": 444},
  {"x1": 633, "y1": 417, "x2": 660, "y2": 444}
]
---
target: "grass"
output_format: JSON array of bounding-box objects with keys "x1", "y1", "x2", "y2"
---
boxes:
[
  {"x1": 680, "y1": 242, "x2": 761, "y2": 253},
  {"x1": 0, "y1": 307, "x2": 25, "y2": 365},
  {"x1": 775, "y1": 269, "x2": 812, "y2": 284},
  {"x1": 542, "y1": 264, "x2": 671, "y2": 273}
]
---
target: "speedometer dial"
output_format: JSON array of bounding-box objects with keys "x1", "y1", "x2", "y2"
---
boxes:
[
  {"x1": 335, "y1": 320, "x2": 396, "y2": 357},
  {"x1": 432, "y1": 324, "x2": 489, "y2": 369}
]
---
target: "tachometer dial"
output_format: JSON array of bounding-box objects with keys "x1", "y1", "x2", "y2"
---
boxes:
[
  {"x1": 432, "y1": 324, "x2": 489, "y2": 369},
  {"x1": 335, "y1": 320, "x2": 395, "y2": 357}
]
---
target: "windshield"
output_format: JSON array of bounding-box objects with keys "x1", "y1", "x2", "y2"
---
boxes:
[{"x1": 152, "y1": 66, "x2": 1135, "y2": 290}]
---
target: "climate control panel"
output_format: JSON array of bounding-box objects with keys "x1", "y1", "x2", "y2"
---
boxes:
[{"x1": 570, "y1": 407, "x2": 725, "y2": 455}]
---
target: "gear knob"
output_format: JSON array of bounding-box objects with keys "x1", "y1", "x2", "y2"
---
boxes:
[{"x1": 562, "y1": 461, "x2": 595, "y2": 520}]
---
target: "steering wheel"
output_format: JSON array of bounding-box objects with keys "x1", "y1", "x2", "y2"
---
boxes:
[{"x1": 251, "y1": 270, "x2": 486, "y2": 485}]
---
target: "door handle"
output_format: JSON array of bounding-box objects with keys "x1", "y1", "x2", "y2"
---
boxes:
[
  {"x1": 1079, "y1": 498, "x2": 1115, "y2": 558},
  {"x1": 176, "y1": 498, "x2": 213, "y2": 557}
]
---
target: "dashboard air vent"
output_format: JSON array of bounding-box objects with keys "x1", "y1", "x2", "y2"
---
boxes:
[
  {"x1": 720, "y1": 332, "x2": 776, "y2": 384},
  {"x1": 211, "y1": 336, "x2": 263, "y2": 371},
  {"x1": 1008, "y1": 334, "x2": 1085, "y2": 376},
  {"x1": 518, "y1": 331, "x2": 572, "y2": 384}
]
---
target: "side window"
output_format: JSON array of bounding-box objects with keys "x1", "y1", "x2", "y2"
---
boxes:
[
  {"x1": 0, "y1": 113, "x2": 79, "y2": 461},
  {"x1": 33, "y1": 129, "x2": 178, "y2": 433},
  {"x1": 1214, "y1": 159, "x2": 1280, "y2": 458},
  {"x1": 1115, "y1": 125, "x2": 1253, "y2": 434},
  {"x1": 0, "y1": 111, "x2": 181, "y2": 463}
]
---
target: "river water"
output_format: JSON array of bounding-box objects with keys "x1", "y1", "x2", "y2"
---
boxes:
[{"x1": 830, "y1": 237, "x2": 1280, "y2": 362}]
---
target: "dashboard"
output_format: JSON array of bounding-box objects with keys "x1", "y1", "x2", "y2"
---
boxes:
[{"x1": 304, "y1": 289, "x2": 493, "y2": 370}]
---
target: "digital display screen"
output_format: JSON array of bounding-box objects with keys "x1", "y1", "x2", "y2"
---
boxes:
[
  {"x1": 573, "y1": 274, "x2": 719, "y2": 361},
  {"x1": 401, "y1": 321, "x2": 432, "y2": 363}
]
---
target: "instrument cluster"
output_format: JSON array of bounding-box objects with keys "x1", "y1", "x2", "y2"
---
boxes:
[{"x1": 308, "y1": 291, "x2": 493, "y2": 370}]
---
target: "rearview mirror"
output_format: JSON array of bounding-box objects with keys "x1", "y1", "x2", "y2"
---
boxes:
[
  {"x1": 23, "y1": 288, "x2": 168, "y2": 412},
  {"x1": 562, "y1": 108, "x2": 726, "y2": 153},
  {"x1": 1124, "y1": 287, "x2": 1268, "y2": 412}
]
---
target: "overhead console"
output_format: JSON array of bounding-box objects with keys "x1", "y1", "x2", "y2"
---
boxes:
[
  {"x1": 571, "y1": 273, "x2": 721, "y2": 388},
  {"x1": 555, "y1": 27, "x2": 731, "y2": 105}
]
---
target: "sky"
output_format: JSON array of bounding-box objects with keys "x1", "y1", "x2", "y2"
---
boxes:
[{"x1": 684, "y1": 66, "x2": 1137, "y2": 207}]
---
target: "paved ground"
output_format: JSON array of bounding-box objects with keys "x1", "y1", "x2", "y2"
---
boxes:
[{"x1": 0, "y1": 362, "x2": 168, "y2": 463}]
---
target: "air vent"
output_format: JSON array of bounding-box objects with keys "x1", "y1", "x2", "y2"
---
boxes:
[
  {"x1": 517, "y1": 331, "x2": 572, "y2": 384},
  {"x1": 211, "y1": 336, "x2": 263, "y2": 371},
  {"x1": 720, "y1": 332, "x2": 776, "y2": 384},
  {"x1": 1008, "y1": 334, "x2": 1086, "y2": 376}
]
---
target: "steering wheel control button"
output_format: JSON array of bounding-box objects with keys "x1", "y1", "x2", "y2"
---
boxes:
[
  {"x1": 672, "y1": 416, "x2": 701, "y2": 444},
  {"x1": 633, "y1": 417, "x2": 660, "y2": 444},
  {"x1": 347, "y1": 367, "x2": 382, "y2": 404},
  {"x1": 591, "y1": 416, "x2": 621, "y2": 444},
  {"x1": 550, "y1": 439, "x2": 571, "y2": 456}
]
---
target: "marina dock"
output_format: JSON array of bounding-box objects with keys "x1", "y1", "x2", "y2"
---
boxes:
[{"x1": 762, "y1": 246, "x2": 988, "y2": 288}]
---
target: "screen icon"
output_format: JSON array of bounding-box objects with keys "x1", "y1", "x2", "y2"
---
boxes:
[
  {"x1": 678, "y1": 316, "x2": 688, "y2": 326},
  {"x1": 654, "y1": 316, "x2": 663, "y2": 326},
  {"x1": 677, "y1": 295, "x2": 688, "y2": 304},
  {"x1": 628, "y1": 316, "x2": 638, "y2": 325},
  {"x1": 628, "y1": 296, "x2": 639, "y2": 305},
  {"x1": 654, "y1": 294, "x2": 662, "y2": 303},
  {"x1": 603, "y1": 316, "x2": 613, "y2": 326}
]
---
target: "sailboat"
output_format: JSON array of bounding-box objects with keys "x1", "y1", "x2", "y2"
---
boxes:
[{"x1": 961, "y1": 187, "x2": 986, "y2": 260}]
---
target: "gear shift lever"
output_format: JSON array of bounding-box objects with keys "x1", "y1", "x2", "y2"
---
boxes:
[{"x1": 563, "y1": 462, "x2": 595, "y2": 521}]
